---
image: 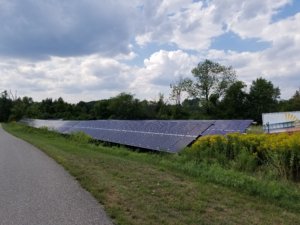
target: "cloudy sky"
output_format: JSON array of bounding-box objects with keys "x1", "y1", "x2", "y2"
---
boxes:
[{"x1": 0, "y1": 0, "x2": 299, "y2": 103}]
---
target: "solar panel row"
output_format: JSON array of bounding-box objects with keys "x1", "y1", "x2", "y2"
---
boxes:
[
  {"x1": 201, "y1": 120, "x2": 253, "y2": 136},
  {"x1": 21, "y1": 119, "x2": 252, "y2": 153}
]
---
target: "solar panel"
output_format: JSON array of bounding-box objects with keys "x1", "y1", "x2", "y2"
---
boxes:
[
  {"x1": 21, "y1": 119, "x2": 252, "y2": 153},
  {"x1": 65, "y1": 120, "x2": 213, "y2": 153},
  {"x1": 201, "y1": 120, "x2": 253, "y2": 136}
]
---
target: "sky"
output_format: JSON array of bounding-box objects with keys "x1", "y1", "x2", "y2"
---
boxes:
[{"x1": 0, "y1": 0, "x2": 300, "y2": 103}]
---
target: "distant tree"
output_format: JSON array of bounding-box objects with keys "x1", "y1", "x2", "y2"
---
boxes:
[
  {"x1": 219, "y1": 81, "x2": 248, "y2": 119},
  {"x1": 53, "y1": 97, "x2": 67, "y2": 114},
  {"x1": 247, "y1": 77, "x2": 280, "y2": 123},
  {"x1": 287, "y1": 89, "x2": 300, "y2": 111},
  {"x1": 138, "y1": 100, "x2": 155, "y2": 119},
  {"x1": 155, "y1": 93, "x2": 167, "y2": 118},
  {"x1": 0, "y1": 91, "x2": 13, "y2": 122},
  {"x1": 39, "y1": 98, "x2": 54, "y2": 118},
  {"x1": 51, "y1": 97, "x2": 74, "y2": 119},
  {"x1": 182, "y1": 98, "x2": 200, "y2": 114},
  {"x1": 26, "y1": 102, "x2": 41, "y2": 118},
  {"x1": 170, "y1": 77, "x2": 193, "y2": 105},
  {"x1": 9, "y1": 98, "x2": 27, "y2": 121},
  {"x1": 190, "y1": 59, "x2": 236, "y2": 114},
  {"x1": 74, "y1": 101, "x2": 91, "y2": 119},
  {"x1": 108, "y1": 93, "x2": 143, "y2": 119},
  {"x1": 170, "y1": 104, "x2": 189, "y2": 119},
  {"x1": 92, "y1": 99, "x2": 111, "y2": 119}
]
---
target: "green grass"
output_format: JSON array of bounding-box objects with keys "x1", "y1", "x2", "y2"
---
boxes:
[
  {"x1": 247, "y1": 125, "x2": 264, "y2": 134},
  {"x1": 3, "y1": 122, "x2": 300, "y2": 225}
]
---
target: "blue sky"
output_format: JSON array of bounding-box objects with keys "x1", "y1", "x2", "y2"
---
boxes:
[{"x1": 0, "y1": 0, "x2": 300, "y2": 102}]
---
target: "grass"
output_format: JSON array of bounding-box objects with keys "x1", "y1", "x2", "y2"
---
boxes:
[
  {"x1": 3, "y1": 122, "x2": 300, "y2": 225},
  {"x1": 247, "y1": 125, "x2": 264, "y2": 134}
]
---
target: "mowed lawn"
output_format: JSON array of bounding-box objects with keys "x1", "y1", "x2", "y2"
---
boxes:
[{"x1": 3, "y1": 123, "x2": 300, "y2": 225}]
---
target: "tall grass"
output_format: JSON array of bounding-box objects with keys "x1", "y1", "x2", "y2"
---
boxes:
[{"x1": 184, "y1": 132, "x2": 300, "y2": 181}]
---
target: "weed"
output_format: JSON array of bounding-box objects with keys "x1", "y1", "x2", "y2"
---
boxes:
[{"x1": 68, "y1": 131, "x2": 92, "y2": 144}]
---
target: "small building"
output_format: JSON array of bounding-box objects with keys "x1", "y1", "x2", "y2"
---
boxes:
[{"x1": 262, "y1": 111, "x2": 300, "y2": 133}]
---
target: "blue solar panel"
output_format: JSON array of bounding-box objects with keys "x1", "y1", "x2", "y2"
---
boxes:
[
  {"x1": 201, "y1": 120, "x2": 252, "y2": 136},
  {"x1": 21, "y1": 119, "x2": 252, "y2": 153},
  {"x1": 63, "y1": 120, "x2": 213, "y2": 153}
]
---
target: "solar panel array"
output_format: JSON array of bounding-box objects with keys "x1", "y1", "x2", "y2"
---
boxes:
[
  {"x1": 22, "y1": 119, "x2": 252, "y2": 153},
  {"x1": 201, "y1": 120, "x2": 253, "y2": 136}
]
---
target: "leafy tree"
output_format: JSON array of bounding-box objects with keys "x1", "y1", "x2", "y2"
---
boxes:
[
  {"x1": 74, "y1": 101, "x2": 92, "y2": 119},
  {"x1": 247, "y1": 77, "x2": 280, "y2": 123},
  {"x1": 170, "y1": 77, "x2": 193, "y2": 105},
  {"x1": 107, "y1": 93, "x2": 144, "y2": 119},
  {"x1": 92, "y1": 99, "x2": 111, "y2": 119},
  {"x1": 155, "y1": 94, "x2": 173, "y2": 119},
  {"x1": 53, "y1": 98, "x2": 67, "y2": 115},
  {"x1": 9, "y1": 97, "x2": 29, "y2": 121},
  {"x1": 219, "y1": 81, "x2": 248, "y2": 119},
  {"x1": 26, "y1": 102, "x2": 41, "y2": 118},
  {"x1": 0, "y1": 91, "x2": 13, "y2": 122},
  {"x1": 181, "y1": 98, "x2": 200, "y2": 118},
  {"x1": 170, "y1": 104, "x2": 189, "y2": 119},
  {"x1": 138, "y1": 100, "x2": 156, "y2": 119},
  {"x1": 39, "y1": 98, "x2": 54, "y2": 118},
  {"x1": 52, "y1": 97, "x2": 74, "y2": 119},
  {"x1": 287, "y1": 89, "x2": 300, "y2": 111},
  {"x1": 190, "y1": 59, "x2": 236, "y2": 114}
]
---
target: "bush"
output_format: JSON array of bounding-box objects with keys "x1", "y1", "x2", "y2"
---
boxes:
[
  {"x1": 69, "y1": 131, "x2": 92, "y2": 144},
  {"x1": 184, "y1": 132, "x2": 300, "y2": 181}
]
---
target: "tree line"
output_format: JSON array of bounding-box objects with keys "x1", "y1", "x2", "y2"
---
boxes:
[{"x1": 1, "y1": 60, "x2": 299, "y2": 123}]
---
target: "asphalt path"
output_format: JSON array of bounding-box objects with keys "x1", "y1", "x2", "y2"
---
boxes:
[{"x1": 0, "y1": 125, "x2": 113, "y2": 225}]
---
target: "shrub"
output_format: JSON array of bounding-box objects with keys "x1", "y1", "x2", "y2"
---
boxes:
[
  {"x1": 69, "y1": 131, "x2": 92, "y2": 144},
  {"x1": 185, "y1": 132, "x2": 300, "y2": 181}
]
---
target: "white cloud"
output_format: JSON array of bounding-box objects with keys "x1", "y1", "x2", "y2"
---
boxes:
[
  {"x1": 130, "y1": 50, "x2": 198, "y2": 99},
  {"x1": 136, "y1": 1, "x2": 224, "y2": 50},
  {"x1": 0, "y1": 55, "x2": 135, "y2": 102},
  {"x1": 0, "y1": 50, "x2": 199, "y2": 102},
  {"x1": 135, "y1": 0, "x2": 293, "y2": 51},
  {"x1": 169, "y1": 3, "x2": 223, "y2": 50},
  {"x1": 212, "y1": 0, "x2": 291, "y2": 38}
]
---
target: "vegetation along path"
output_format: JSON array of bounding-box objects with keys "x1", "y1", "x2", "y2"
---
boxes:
[{"x1": 0, "y1": 125, "x2": 113, "y2": 225}]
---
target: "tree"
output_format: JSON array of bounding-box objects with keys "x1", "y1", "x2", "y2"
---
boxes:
[
  {"x1": 288, "y1": 89, "x2": 300, "y2": 111},
  {"x1": 170, "y1": 77, "x2": 193, "y2": 105},
  {"x1": 155, "y1": 93, "x2": 172, "y2": 119},
  {"x1": 92, "y1": 99, "x2": 111, "y2": 119},
  {"x1": 26, "y1": 102, "x2": 41, "y2": 118},
  {"x1": 12, "y1": 96, "x2": 39, "y2": 119},
  {"x1": 9, "y1": 97, "x2": 29, "y2": 121},
  {"x1": 219, "y1": 81, "x2": 248, "y2": 119},
  {"x1": 74, "y1": 101, "x2": 91, "y2": 119},
  {"x1": 190, "y1": 59, "x2": 236, "y2": 114},
  {"x1": 40, "y1": 98, "x2": 54, "y2": 118},
  {"x1": 108, "y1": 93, "x2": 143, "y2": 119},
  {"x1": 0, "y1": 91, "x2": 13, "y2": 122},
  {"x1": 247, "y1": 77, "x2": 280, "y2": 123},
  {"x1": 181, "y1": 98, "x2": 201, "y2": 118},
  {"x1": 52, "y1": 97, "x2": 74, "y2": 119}
]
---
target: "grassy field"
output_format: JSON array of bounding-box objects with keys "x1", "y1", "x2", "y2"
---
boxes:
[{"x1": 3, "y1": 123, "x2": 300, "y2": 225}]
